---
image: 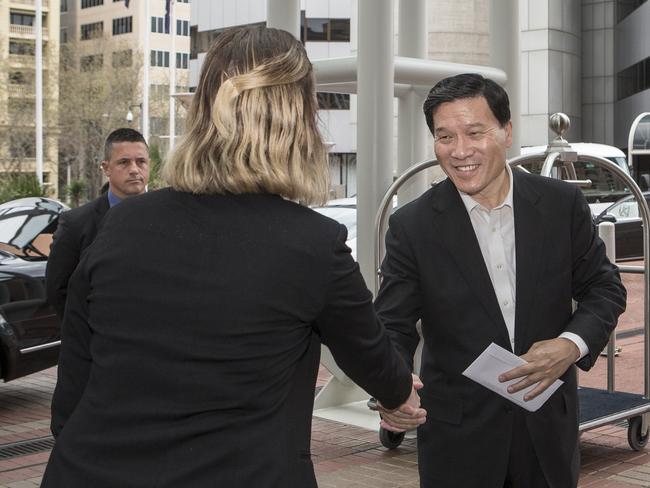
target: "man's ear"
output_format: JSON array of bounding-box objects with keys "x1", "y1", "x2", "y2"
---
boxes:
[
  {"x1": 504, "y1": 121, "x2": 513, "y2": 148},
  {"x1": 100, "y1": 160, "x2": 109, "y2": 175}
]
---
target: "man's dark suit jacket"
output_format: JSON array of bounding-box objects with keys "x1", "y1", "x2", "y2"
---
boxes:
[
  {"x1": 375, "y1": 169, "x2": 626, "y2": 488},
  {"x1": 46, "y1": 195, "x2": 110, "y2": 319},
  {"x1": 42, "y1": 189, "x2": 412, "y2": 488}
]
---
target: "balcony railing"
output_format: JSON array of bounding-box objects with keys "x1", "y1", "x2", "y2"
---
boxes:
[
  {"x1": 8, "y1": 85, "x2": 35, "y2": 98},
  {"x1": 9, "y1": 25, "x2": 49, "y2": 38},
  {"x1": 9, "y1": 0, "x2": 49, "y2": 8},
  {"x1": 8, "y1": 54, "x2": 46, "y2": 66}
]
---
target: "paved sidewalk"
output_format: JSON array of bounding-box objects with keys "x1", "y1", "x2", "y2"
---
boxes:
[{"x1": 1, "y1": 270, "x2": 649, "y2": 487}]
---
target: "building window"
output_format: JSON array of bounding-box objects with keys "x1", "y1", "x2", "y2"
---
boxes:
[
  {"x1": 617, "y1": 0, "x2": 647, "y2": 22},
  {"x1": 112, "y1": 49, "x2": 133, "y2": 68},
  {"x1": 9, "y1": 72, "x2": 28, "y2": 85},
  {"x1": 306, "y1": 19, "x2": 328, "y2": 41},
  {"x1": 81, "y1": 21, "x2": 103, "y2": 40},
  {"x1": 317, "y1": 93, "x2": 350, "y2": 110},
  {"x1": 177, "y1": 0, "x2": 189, "y2": 3},
  {"x1": 176, "y1": 19, "x2": 190, "y2": 36},
  {"x1": 10, "y1": 13, "x2": 35, "y2": 26},
  {"x1": 10, "y1": 134, "x2": 36, "y2": 159},
  {"x1": 151, "y1": 50, "x2": 170, "y2": 67},
  {"x1": 112, "y1": 16, "x2": 132, "y2": 35},
  {"x1": 151, "y1": 16, "x2": 169, "y2": 34},
  {"x1": 176, "y1": 52, "x2": 188, "y2": 69},
  {"x1": 81, "y1": 0, "x2": 103, "y2": 8},
  {"x1": 190, "y1": 22, "x2": 265, "y2": 60},
  {"x1": 60, "y1": 27, "x2": 68, "y2": 43},
  {"x1": 61, "y1": 0, "x2": 68, "y2": 12},
  {"x1": 9, "y1": 41, "x2": 35, "y2": 55},
  {"x1": 190, "y1": 25, "x2": 198, "y2": 59},
  {"x1": 8, "y1": 98, "x2": 32, "y2": 114},
  {"x1": 150, "y1": 84, "x2": 169, "y2": 101},
  {"x1": 80, "y1": 54, "x2": 103, "y2": 71},
  {"x1": 617, "y1": 57, "x2": 650, "y2": 100},
  {"x1": 150, "y1": 116, "x2": 165, "y2": 134},
  {"x1": 330, "y1": 19, "x2": 351, "y2": 41},
  {"x1": 300, "y1": 15, "x2": 350, "y2": 42}
]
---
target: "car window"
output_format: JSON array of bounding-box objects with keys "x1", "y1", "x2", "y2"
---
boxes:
[
  {"x1": 0, "y1": 213, "x2": 56, "y2": 250},
  {"x1": 520, "y1": 159, "x2": 630, "y2": 203},
  {"x1": 608, "y1": 200, "x2": 639, "y2": 220}
]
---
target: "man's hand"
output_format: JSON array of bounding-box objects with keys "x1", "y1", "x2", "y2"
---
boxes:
[
  {"x1": 498, "y1": 338, "x2": 580, "y2": 401},
  {"x1": 378, "y1": 374, "x2": 427, "y2": 433}
]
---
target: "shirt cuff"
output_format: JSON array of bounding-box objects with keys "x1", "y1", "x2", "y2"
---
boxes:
[{"x1": 559, "y1": 332, "x2": 589, "y2": 361}]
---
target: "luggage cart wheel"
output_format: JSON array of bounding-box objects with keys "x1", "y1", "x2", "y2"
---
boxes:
[
  {"x1": 627, "y1": 416, "x2": 649, "y2": 451},
  {"x1": 379, "y1": 428, "x2": 405, "y2": 450}
]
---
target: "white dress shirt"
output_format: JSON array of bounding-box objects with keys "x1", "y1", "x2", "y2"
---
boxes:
[{"x1": 457, "y1": 164, "x2": 588, "y2": 358}]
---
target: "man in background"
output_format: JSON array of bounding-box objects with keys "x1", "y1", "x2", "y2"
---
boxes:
[{"x1": 47, "y1": 128, "x2": 149, "y2": 319}]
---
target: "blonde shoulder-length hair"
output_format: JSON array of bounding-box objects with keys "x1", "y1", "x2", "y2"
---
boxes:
[{"x1": 163, "y1": 26, "x2": 330, "y2": 205}]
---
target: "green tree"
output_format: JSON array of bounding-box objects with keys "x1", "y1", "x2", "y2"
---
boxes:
[
  {"x1": 0, "y1": 173, "x2": 47, "y2": 204},
  {"x1": 147, "y1": 144, "x2": 165, "y2": 190},
  {"x1": 65, "y1": 180, "x2": 86, "y2": 208}
]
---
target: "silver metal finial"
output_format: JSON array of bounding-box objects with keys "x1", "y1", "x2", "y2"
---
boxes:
[{"x1": 549, "y1": 113, "x2": 571, "y2": 138}]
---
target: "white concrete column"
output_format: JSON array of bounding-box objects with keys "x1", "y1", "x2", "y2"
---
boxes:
[
  {"x1": 169, "y1": 1, "x2": 176, "y2": 152},
  {"x1": 266, "y1": 0, "x2": 301, "y2": 39},
  {"x1": 357, "y1": 0, "x2": 394, "y2": 288},
  {"x1": 397, "y1": 0, "x2": 428, "y2": 205},
  {"x1": 490, "y1": 0, "x2": 520, "y2": 156}
]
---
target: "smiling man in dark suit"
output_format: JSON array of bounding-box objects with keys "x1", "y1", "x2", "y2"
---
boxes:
[
  {"x1": 46, "y1": 128, "x2": 149, "y2": 320},
  {"x1": 375, "y1": 73, "x2": 626, "y2": 487}
]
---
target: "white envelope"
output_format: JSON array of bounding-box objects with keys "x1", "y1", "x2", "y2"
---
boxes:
[{"x1": 462, "y1": 342, "x2": 563, "y2": 412}]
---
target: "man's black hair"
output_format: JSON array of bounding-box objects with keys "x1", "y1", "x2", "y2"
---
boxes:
[
  {"x1": 422, "y1": 73, "x2": 511, "y2": 133},
  {"x1": 103, "y1": 128, "x2": 148, "y2": 161}
]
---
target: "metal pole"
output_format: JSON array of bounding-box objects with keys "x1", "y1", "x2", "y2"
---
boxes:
[
  {"x1": 66, "y1": 164, "x2": 71, "y2": 204},
  {"x1": 358, "y1": 0, "x2": 394, "y2": 289},
  {"x1": 266, "y1": 0, "x2": 301, "y2": 39},
  {"x1": 489, "y1": 0, "x2": 520, "y2": 157},
  {"x1": 599, "y1": 221, "x2": 617, "y2": 392},
  {"x1": 143, "y1": 0, "x2": 150, "y2": 141},
  {"x1": 169, "y1": 0, "x2": 176, "y2": 152},
  {"x1": 139, "y1": 103, "x2": 144, "y2": 135},
  {"x1": 396, "y1": 0, "x2": 428, "y2": 206},
  {"x1": 628, "y1": 112, "x2": 650, "y2": 181},
  {"x1": 375, "y1": 159, "x2": 438, "y2": 292},
  {"x1": 35, "y1": 0, "x2": 43, "y2": 186}
]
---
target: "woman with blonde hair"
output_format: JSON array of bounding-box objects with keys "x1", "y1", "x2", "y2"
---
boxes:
[{"x1": 42, "y1": 26, "x2": 422, "y2": 487}]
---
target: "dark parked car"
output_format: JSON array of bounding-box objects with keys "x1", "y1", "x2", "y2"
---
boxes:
[
  {"x1": 0, "y1": 197, "x2": 67, "y2": 381},
  {"x1": 593, "y1": 192, "x2": 650, "y2": 262}
]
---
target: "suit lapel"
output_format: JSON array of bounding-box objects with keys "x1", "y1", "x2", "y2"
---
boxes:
[
  {"x1": 96, "y1": 194, "x2": 110, "y2": 217},
  {"x1": 432, "y1": 180, "x2": 511, "y2": 346},
  {"x1": 512, "y1": 171, "x2": 544, "y2": 354}
]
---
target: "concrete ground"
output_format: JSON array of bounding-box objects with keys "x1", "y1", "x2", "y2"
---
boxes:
[{"x1": 1, "y1": 269, "x2": 649, "y2": 487}]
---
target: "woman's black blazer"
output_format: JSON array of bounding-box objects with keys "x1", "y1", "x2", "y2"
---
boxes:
[{"x1": 43, "y1": 189, "x2": 412, "y2": 488}]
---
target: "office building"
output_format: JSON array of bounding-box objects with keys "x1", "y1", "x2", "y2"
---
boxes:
[
  {"x1": 1, "y1": 0, "x2": 60, "y2": 196},
  {"x1": 60, "y1": 0, "x2": 191, "y2": 148}
]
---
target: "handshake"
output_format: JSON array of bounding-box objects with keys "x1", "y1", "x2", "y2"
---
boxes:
[{"x1": 376, "y1": 374, "x2": 427, "y2": 433}]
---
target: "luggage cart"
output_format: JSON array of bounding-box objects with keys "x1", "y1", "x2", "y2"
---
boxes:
[{"x1": 372, "y1": 113, "x2": 650, "y2": 450}]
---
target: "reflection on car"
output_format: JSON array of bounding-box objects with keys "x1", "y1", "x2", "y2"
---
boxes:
[
  {"x1": 313, "y1": 198, "x2": 357, "y2": 260},
  {"x1": 0, "y1": 197, "x2": 68, "y2": 382},
  {"x1": 593, "y1": 192, "x2": 650, "y2": 261},
  {"x1": 520, "y1": 143, "x2": 632, "y2": 207}
]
